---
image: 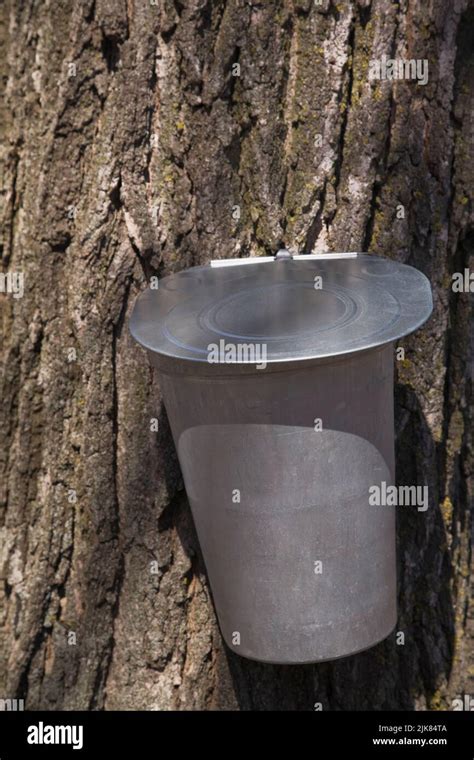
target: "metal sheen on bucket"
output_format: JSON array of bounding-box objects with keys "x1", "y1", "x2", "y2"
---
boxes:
[{"x1": 130, "y1": 252, "x2": 433, "y2": 664}]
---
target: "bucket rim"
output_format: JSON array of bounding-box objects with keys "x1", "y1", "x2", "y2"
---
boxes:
[{"x1": 129, "y1": 253, "x2": 433, "y2": 371}]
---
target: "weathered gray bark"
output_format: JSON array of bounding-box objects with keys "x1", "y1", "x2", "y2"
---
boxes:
[{"x1": 0, "y1": 0, "x2": 472, "y2": 710}]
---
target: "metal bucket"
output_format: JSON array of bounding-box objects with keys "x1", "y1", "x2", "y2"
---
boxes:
[{"x1": 130, "y1": 252, "x2": 432, "y2": 664}]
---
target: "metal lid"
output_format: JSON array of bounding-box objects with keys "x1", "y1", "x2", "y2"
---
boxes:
[{"x1": 129, "y1": 253, "x2": 433, "y2": 369}]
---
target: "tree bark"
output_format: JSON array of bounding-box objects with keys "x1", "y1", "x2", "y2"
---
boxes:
[{"x1": 0, "y1": 0, "x2": 472, "y2": 710}]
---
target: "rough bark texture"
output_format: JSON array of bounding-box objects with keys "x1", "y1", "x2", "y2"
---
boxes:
[{"x1": 0, "y1": 0, "x2": 472, "y2": 710}]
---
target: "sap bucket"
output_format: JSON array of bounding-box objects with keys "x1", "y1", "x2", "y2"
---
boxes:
[{"x1": 129, "y1": 251, "x2": 433, "y2": 664}]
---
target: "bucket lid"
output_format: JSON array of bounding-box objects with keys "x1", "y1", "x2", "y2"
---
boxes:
[{"x1": 129, "y1": 253, "x2": 433, "y2": 369}]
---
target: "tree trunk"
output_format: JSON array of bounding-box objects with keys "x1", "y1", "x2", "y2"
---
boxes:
[{"x1": 0, "y1": 0, "x2": 472, "y2": 710}]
